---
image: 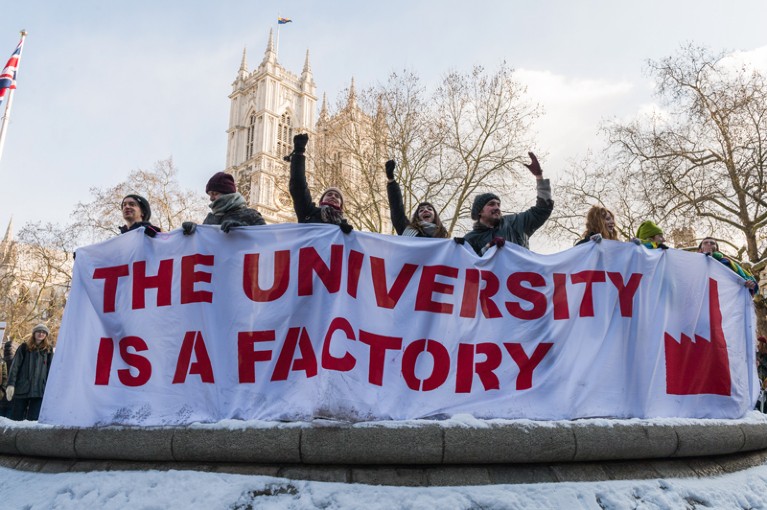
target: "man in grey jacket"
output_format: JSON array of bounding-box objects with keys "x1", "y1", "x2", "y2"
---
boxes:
[{"x1": 462, "y1": 152, "x2": 553, "y2": 255}]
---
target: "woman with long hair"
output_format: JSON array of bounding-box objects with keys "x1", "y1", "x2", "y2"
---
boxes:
[
  {"x1": 7, "y1": 324, "x2": 54, "y2": 421},
  {"x1": 575, "y1": 205, "x2": 619, "y2": 245},
  {"x1": 385, "y1": 160, "x2": 448, "y2": 238}
]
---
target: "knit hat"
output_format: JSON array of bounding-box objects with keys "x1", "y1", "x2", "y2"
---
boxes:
[
  {"x1": 205, "y1": 172, "x2": 237, "y2": 195},
  {"x1": 636, "y1": 220, "x2": 663, "y2": 241},
  {"x1": 320, "y1": 187, "x2": 344, "y2": 210},
  {"x1": 759, "y1": 336, "x2": 767, "y2": 344},
  {"x1": 32, "y1": 324, "x2": 50, "y2": 336},
  {"x1": 471, "y1": 193, "x2": 500, "y2": 220},
  {"x1": 122, "y1": 194, "x2": 151, "y2": 222}
]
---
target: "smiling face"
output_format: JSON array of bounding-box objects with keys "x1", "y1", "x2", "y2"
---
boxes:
[
  {"x1": 603, "y1": 212, "x2": 615, "y2": 234},
  {"x1": 650, "y1": 233, "x2": 665, "y2": 244},
  {"x1": 121, "y1": 197, "x2": 143, "y2": 225},
  {"x1": 321, "y1": 189, "x2": 343, "y2": 209},
  {"x1": 417, "y1": 204, "x2": 436, "y2": 223},
  {"x1": 698, "y1": 238, "x2": 718, "y2": 254},
  {"x1": 478, "y1": 199, "x2": 502, "y2": 227},
  {"x1": 34, "y1": 330, "x2": 47, "y2": 345}
]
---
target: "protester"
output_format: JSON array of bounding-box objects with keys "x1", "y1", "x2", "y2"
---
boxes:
[
  {"x1": 385, "y1": 160, "x2": 448, "y2": 238},
  {"x1": 0, "y1": 341, "x2": 11, "y2": 417},
  {"x1": 285, "y1": 133, "x2": 353, "y2": 233},
  {"x1": 182, "y1": 172, "x2": 266, "y2": 235},
  {"x1": 698, "y1": 237, "x2": 758, "y2": 293},
  {"x1": 575, "y1": 205, "x2": 620, "y2": 245},
  {"x1": 119, "y1": 194, "x2": 161, "y2": 237},
  {"x1": 7, "y1": 324, "x2": 54, "y2": 421},
  {"x1": 635, "y1": 220, "x2": 669, "y2": 250},
  {"x1": 461, "y1": 152, "x2": 553, "y2": 255}
]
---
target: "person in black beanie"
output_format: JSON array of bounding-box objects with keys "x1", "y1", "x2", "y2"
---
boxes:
[
  {"x1": 384, "y1": 160, "x2": 448, "y2": 238},
  {"x1": 461, "y1": 152, "x2": 553, "y2": 255},
  {"x1": 285, "y1": 133, "x2": 353, "y2": 234},
  {"x1": 182, "y1": 171, "x2": 266, "y2": 235},
  {"x1": 119, "y1": 194, "x2": 161, "y2": 237}
]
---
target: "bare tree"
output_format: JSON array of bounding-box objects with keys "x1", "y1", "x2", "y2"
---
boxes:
[{"x1": 72, "y1": 158, "x2": 208, "y2": 243}]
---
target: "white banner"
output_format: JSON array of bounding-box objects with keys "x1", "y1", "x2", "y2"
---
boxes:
[{"x1": 40, "y1": 224, "x2": 758, "y2": 426}]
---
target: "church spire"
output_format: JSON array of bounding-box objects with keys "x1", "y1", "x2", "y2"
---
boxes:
[
  {"x1": 237, "y1": 46, "x2": 249, "y2": 80},
  {"x1": 261, "y1": 29, "x2": 277, "y2": 66},
  {"x1": 2, "y1": 216, "x2": 12, "y2": 245},
  {"x1": 302, "y1": 49, "x2": 312, "y2": 75},
  {"x1": 347, "y1": 77, "x2": 357, "y2": 109},
  {"x1": 319, "y1": 93, "x2": 329, "y2": 124}
]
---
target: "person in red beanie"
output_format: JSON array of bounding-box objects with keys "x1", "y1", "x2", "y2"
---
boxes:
[
  {"x1": 285, "y1": 133, "x2": 353, "y2": 233},
  {"x1": 182, "y1": 171, "x2": 265, "y2": 234}
]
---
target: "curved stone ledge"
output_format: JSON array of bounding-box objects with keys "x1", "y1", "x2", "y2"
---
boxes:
[{"x1": 2, "y1": 418, "x2": 766, "y2": 485}]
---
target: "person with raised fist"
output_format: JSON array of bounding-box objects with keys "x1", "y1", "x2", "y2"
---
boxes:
[
  {"x1": 462, "y1": 152, "x2": 553, "y2": 255},
  {"x1": 384, "y1": 159, "x2": 448, "y2": 239},
  {"x1": 286, "y1": 133, "x2": 353, "y2": 234}
]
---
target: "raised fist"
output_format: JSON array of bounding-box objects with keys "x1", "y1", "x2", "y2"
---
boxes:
[
  {"x1": 523, "y1": 152, "x2": 543, "y2": 177},
  {"x1": 293, "y1": 133, "x2": 309, "y2": 154},
  {"x1": 385, "y1": 160, "x2": 396, "y2": 180}
]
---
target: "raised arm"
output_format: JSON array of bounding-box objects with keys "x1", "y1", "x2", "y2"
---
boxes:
[
  {"x1": 287, "y1": 134, "x2": 314, "y2": 222},
  {"x1": 384, "y1": 160, "x2": 409, "y2": 235}
]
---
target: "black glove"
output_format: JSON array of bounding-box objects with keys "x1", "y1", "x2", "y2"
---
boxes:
[
  {"x1": 339, "y1": 222, "x2": 353, "y2": 234},
  {"x1": 658, "y1": 243, "x2": 669, "y2": 250},
  {"x1": 454, "y1": 237, "x2": 465, "y2": 245},
  {"x1": 293, "y1": 133, "x2": 308, "y2": 154},
  {"x1": 143, "y1": 226, "x2": 157, "y2": 238},
  {"x1": 385, "y1": 160, "x2": 396, "y2": 180},
  {"x1": 220, "y1": 219, "x2": 245, "y2": 233},
  {"x1": 491, "y1": 236, "x2": 506, "y2": 249},
  {"x1": 523, "y1": 152, "x2": 543, "y2": 177},
  {"x1": 182, "y1": 221, "x2": 197, "y2": 236}
]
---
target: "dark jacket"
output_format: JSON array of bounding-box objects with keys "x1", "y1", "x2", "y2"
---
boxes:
[
  {"x1": 8, "y1": 343, "x2": 53, "y2": 398},
  {"x1": 119, "y1": 221, "x2": 161, "y2": 235},
  {"x1": 463, "y1": 179, "x2": 553, "y2": 255},
  {"x1": 203, "y1": 204, "x2": 266, "y2": 227},
  {"x1": 289, "y1": 153, "x2": 352, "y2": 229},
  {"x1": 387, "y1": 180, "x2": 414, "y2": 235}
]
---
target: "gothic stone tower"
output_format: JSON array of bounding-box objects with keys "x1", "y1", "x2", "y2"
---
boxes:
[{"x1": 224, "y1": 30, "x2": 317, "y2": 224}]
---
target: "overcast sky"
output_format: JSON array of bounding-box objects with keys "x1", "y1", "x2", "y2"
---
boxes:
[{"x1": 2, "y1": 0, "x2": 767, "y2": 248}]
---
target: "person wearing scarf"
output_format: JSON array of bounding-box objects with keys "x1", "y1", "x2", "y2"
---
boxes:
[
  {"x1": 286, "y1": 133, "x2": 353, "y2": 233},
  {"x1": 182, "y1": 172, "x2": 266, "y2": 234},
  {"x1": 385, "y1": 159, "x2": 448, "y2": 238}
]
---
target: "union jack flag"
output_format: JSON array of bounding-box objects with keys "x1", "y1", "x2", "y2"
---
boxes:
[{"x1": 0, "y1": 35, "x2": 24, "y2": 107}]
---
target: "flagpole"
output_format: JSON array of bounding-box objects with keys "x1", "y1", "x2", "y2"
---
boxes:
[{"x1": 0, "y1": 30, "x2": 27, "y2": 167}]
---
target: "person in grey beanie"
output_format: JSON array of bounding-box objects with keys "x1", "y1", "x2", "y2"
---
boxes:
[
  {"x1": 461, "y1": 152, "x2": 553, "y2": 255},
  {"x1": 7, "y1": 324, "x2": 54, "y2": 421}
]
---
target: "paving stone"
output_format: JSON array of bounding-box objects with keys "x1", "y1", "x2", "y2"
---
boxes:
[
  {"x1": 210, "y1": 464, "x2": 283, "y2": 477},
  {"x1": 16, "y1": 427, "x2": 77, "y2": 458},
  {"x1": 0, "y1": 427, "x2": 18, "y2": 455},
  {"x1": 601, "y1": 460, "x2": 663, "y2": 481},
  {"x1": 673, "y1": 424, "x2": 744, "y2": 457},
  {"x1": 0, "y1": 454, "x2": 21, "y2": 469},
  {"x1": 426, "y1": 467, "x2": 491, "y2": 486},
  {"x1": 75, "y1": 428, "x2": 174, "y2": 461},
  {"x1": 351, "y1": 467, "x2": 428, "y2": 486},
  {"x1": 713, "y1": 451, "x2": 767, "y2": 474},
  {"x1": 649, "y1": 458, "x2": 701, "y2": 479},
  {"x1": 550, "y1": 462, "x2": 610, "y2": 482},
  {"x1": 301, "y1": 425, "x2": 443, "y2": 465},
  {"x1": 487, "y1": 465, "x2": 559, "y2": 484},
  {"x1": 573, "y1": 423, "x2": 678, "y2": 461},
  {"x1": 37, "y1": 458, "x2": 78, "y2": 473},
  {"x1": 443, "y1": 424, "x2": 576, "y2": 464},
  {"x1": 686, "y1": 458, "x2": 727, "y2": 478},
  {"x1": 739, "y1": 423, "x2": 767, "y2": 452},
  {"x1": 173, "y1": 427, "x2": 301, "y2": 463},
  {"x1": 278, "y1": 466, "x2": 350, "y2": 483}
]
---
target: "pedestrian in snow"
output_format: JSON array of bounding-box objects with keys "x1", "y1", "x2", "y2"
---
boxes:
[
  {"x1": 384, "y1": 160, "x2": 448, "y2": 238},
  {"x1": 182, "y1": 171, "x2": 266, "y2": 235},
  {"x1": 7, "y1": 324, "x2": 54, "y2": 421}
]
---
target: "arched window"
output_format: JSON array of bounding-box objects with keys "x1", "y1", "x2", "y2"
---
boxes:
[
  {"x1": 277, "y1": 112, "x2": 293, "y2": 158},
  {"x1": 246, "y1": 113, "x2": 256, "y2": 160}
]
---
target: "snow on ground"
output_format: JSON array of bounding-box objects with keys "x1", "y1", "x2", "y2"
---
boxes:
[{"x1": 2, "y1": 464, "x2": 767, "y2": 509}]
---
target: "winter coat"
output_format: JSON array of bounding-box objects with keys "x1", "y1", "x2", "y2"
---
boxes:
[
  {"x1": 119, "y1": 221, "x2": 161, "y2": 236},
  {"x1": 8, "y1": 343, "x2": 53, "y2": 398},
  {"x1": 463, "y1": 179, "x2": 553, "y2": 255},
  {"x1": 387, "y1": 180, "x2": 416, "y2": 236},
  {"x1": 203, "y1": 202, "x2": 266, "y2": 227},
  {"x1": 288, "y1": 153, "x2": 353, "y2": 231}
]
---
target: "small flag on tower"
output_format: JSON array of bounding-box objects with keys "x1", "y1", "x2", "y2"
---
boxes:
[
  {"x1": 277, "y1": 17, "x2": 292, "y2": 24},
  {"x1": 0, "y1": 35, "x2": 24, "y2": 108}
]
